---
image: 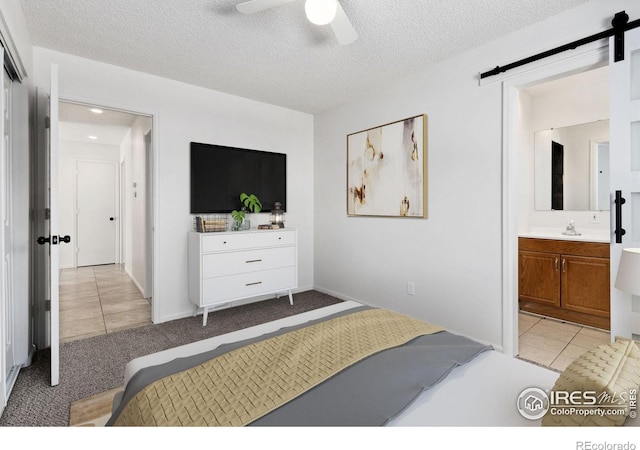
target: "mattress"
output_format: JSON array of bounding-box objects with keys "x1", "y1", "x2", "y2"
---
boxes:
[{"x1": 109, "y1": 300, "x2": 561, "y2": 426}]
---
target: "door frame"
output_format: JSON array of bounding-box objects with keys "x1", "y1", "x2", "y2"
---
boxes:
[
  {"x1": 0, "y1": 47, "x2": 7, "y2": 414},
  {"x1": 497, "y1": 41, "x2": 610, "y2": 357},
  {"x1": 144, "y1": 131, "x2": 153, "y2": 299},
  {"x1": 56, "y1": 94, "x2": 159, "y2": 323},
  {"x1": 119, "y1": 159, "x2": 126, "y2": 265}
]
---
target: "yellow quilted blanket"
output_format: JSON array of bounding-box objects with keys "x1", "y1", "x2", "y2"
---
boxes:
[{"x1": 113, "y1": 308, "x2": 443, "y2": 426}]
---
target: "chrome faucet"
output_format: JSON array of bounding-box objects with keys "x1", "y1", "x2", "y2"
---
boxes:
[{"x1": 562, "y1": 220, "x2": 581, "y2": 236}]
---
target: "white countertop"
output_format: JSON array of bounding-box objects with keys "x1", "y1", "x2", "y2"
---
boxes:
[{"x1": 519, "y1": 228, "x2": 610, "y2": 243}]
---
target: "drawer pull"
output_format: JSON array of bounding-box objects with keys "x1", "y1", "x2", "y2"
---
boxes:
[
  {"x1": 246, "y1": 281, "x2": 263, "y2": 286},
  {"x1": 245, "y1": 259, "x2": 263, "y2": 263},
  {"x1": 554, "y1": 258, "x2": 559, "y2": 271},
  {"x1": 562, "y1": 259, "x2": 566, "y2": 272}
]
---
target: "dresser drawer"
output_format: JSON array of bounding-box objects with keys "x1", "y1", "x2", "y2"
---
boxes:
[
  {"x1": 201, "y1": 266, "x2": 297, "y2": 305},
  {"x1": 189, "y1": 229, "x2": 298, "y2": 325},
  {"x1": 202, "y1": 246, "x2": 296, "y2": 278},
  {"x1": 201, "y1": 230, "x2": 296, "y2": 253}
]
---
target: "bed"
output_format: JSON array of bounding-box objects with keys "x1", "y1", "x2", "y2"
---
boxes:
[{"x1": 105, "y1": 300, "x2": 638, "y2": 427}]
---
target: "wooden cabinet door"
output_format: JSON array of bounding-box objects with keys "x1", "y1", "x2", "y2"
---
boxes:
[
  {"x1": 518, "y1": 251, "x2": 560, "y2": 307},
  {"x1": 561, "y1": 255, "x2": 610, "y2": 318}
]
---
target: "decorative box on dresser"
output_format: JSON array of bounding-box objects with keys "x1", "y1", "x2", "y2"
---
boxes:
[
  {"x1": 518, "y1": 237, "x2": 610, "y2": 330},
  {"x1": 188, "y1": 228, "x2": 298, "y2": 326}
]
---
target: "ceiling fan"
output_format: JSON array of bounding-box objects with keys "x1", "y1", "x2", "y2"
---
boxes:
[{"x1": 236, "y1": 0, "x2": 358, "y2": 45}]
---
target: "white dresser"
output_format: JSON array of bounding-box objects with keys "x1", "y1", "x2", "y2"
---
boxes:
[{"x1": 188, "y1": 228, "x2": 297, "y2": 325}]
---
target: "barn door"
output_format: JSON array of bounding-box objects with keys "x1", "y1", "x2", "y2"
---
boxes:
[{"x1": 609, "y1": 27, "x2": 640, "y2": 338}]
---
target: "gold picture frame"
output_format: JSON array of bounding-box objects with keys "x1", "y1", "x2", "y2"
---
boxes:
[{"x1": 347, "y1": 114, "x2": 427, "y2": 218}]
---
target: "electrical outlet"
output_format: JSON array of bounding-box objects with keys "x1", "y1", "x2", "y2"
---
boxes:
[
  {"x1": 590, "y1": 212, "x2": 599, "y2": 223},
  {"x1": 407, "y1": 282, "x2": 415, "y2": 296}
]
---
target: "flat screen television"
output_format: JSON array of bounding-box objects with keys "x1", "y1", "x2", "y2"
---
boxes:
[{"x1": 190, "y1": 142, "x2": 287, "y2": 214}]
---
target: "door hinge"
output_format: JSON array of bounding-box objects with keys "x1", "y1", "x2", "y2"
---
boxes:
[
  {"x1": 45, "y1": 116, "x2": 50, "y2": 129},
  {"x1": 45, "y1": 299, "x2": 51, "y2": 311},
  {"x1": 45, "y1": 208, "x2": 51, "y2": 220}
]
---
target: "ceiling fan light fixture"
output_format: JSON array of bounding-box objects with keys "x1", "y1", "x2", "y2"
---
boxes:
[{"x1": 304, "y1": 0, "x2": 337, "y2": 26}]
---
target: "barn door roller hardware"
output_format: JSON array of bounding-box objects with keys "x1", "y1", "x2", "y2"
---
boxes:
[{"x1": 481, "y1": 11, "x2": 640, "y2": 79}]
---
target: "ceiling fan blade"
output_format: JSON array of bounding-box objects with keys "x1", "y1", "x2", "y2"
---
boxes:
[
  {"x1": 236, "y1": 0, "x2": 298, "y2": 15},
  {"x1": 330, "y1": 2, "x2": 357, "y2": 45}
]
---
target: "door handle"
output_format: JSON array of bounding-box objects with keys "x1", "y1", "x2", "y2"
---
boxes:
[
  {"x1": 109, "y1": 217, "x2": 115, "y2": 221},
  {"x1": 615, "y1": 190, "x2": 626, "y2": 244},
  {"x1": 37, "y1": 235, "x2": 71, "y2": 245}
]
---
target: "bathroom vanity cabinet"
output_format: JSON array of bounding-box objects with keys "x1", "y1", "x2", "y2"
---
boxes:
[{"x1": 518, "y1": 237, "x2": 610, "y2": 330}]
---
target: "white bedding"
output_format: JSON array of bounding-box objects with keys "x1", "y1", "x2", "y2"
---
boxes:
[{"x1": 119, "y1": 300, "x2": 561, "y2": 426}]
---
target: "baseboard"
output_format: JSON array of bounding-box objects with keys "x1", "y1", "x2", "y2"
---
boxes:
[
  {"x1": 130, "y1": 275, "x2": 145, "y2": 298},
  {"x1": 122, "y1": 266, "x2": 147, "y2": 298},
  {"x1": 5, "y1": 365, "x2": 21, "y2": 401},
  {"x1": 312, "y1": 285, "x2": 375, "y2": 307}
]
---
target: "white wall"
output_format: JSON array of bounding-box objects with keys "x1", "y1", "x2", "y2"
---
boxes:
[
  {"x1": 32, "y1": 47, "x2": 315, "y2": 323},
  {"x1": 58, "y1": 139, "x2": 120, "y2": 268},
  {"x1": 521, "y1": 65, "x2": 610, "y2": 234},
  {"x1": 120, "y1": 129, "x2": 132, "y2": 270},
  {"x1": 313, "y1": 0, "x2": 640, "y2": 348},
  {"x1": 517, "y1": 90, "x2": 534, "y2": 234}
]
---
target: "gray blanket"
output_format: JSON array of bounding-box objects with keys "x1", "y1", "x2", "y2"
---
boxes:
[{"x1": 107, "y1": 306, "x2": 491, "y2": 426}]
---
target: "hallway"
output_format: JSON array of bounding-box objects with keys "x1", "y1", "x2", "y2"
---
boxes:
[{"x1": 59, "y1": 264, "x2": 151, "y2": 343}]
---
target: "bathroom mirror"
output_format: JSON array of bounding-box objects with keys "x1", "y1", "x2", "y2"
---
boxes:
[{"x1": 534, "y1": 119, "x2": 610, "y2": 211}]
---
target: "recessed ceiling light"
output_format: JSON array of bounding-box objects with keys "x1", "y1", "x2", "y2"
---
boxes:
[
  {"x1": 89, "y1": 108, "x2": 103, "y2": 114},
  {"x1": 88, "y1": 135, "x2": 98, "y2": 140}
]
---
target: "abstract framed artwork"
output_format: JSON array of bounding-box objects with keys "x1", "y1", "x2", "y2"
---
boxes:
[{"x1": 347, "y1": 114, "x2": 427, "y2": 218}]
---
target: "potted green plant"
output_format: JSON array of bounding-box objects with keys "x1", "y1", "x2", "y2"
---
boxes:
[
  {"x1": 240, "y1": 193, "x2": 262, "y2": 213},
  {"x1": 231, "y1": 193, "x2": 262, "y2": 230},
  {"x1": 230, "y1": 209, "x2": 245, "y2": 231}
]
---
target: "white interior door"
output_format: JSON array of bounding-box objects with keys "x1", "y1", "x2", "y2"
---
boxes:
[
  {"x1": 0, "y1": 47, "x2": 7, "y2": 414},
  {"x1": 609, "y1": 27, "x2": 640, "y2": 338},
  {"x1": 48, "y1": 65, "x2": 60, "y2": 386},
  {"x1": 76, "y1": 160, "x2": 117, "y2": 267}
]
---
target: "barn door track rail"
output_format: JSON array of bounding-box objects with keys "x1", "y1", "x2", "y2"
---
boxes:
[{"x1": 481, "y1": 10, "x2": 640, "y2": 80}]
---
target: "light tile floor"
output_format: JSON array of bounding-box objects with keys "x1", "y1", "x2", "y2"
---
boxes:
[
  {"x1": 59, "y1": 264, "x2": 152, "y2": 343},
  {"x1": 518, "y1": 312, "x2": 611, "y2": 372}
]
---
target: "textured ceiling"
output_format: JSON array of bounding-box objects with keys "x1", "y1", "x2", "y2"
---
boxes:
[
  {"x1": 58, "y1": 100, "x2": 143, "y2": 145},
  {"x1": 20, "y1": 0, "x2": 590, "y2": 114},
  {"x1": 59, "y1": 101, "x2": 139, "y2": 127}
]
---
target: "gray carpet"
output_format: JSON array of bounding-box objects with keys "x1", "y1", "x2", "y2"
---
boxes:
[{"x1": 0, "y1": 290, "x2": 343, "y2": 427}]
